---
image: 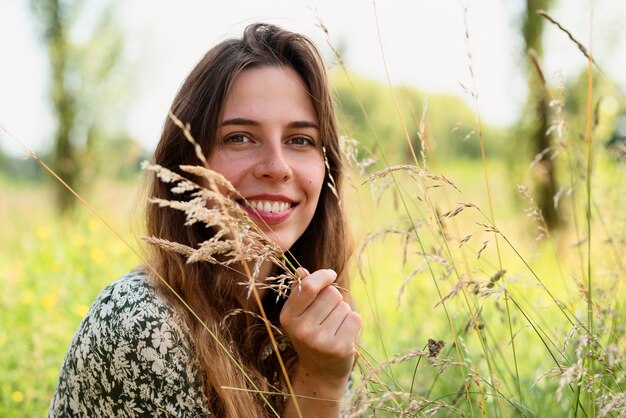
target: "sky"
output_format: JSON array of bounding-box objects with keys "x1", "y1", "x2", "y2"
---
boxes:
[{"x1": 1, "y1": 0, "x2": 625, "y2": 156}]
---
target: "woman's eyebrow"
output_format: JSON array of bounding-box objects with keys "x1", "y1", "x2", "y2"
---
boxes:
[
  {"x1": 220, "y1": 118, "x2": 319, "y2": 130},
  {"x1": 287, "y1": 120, "x2": 319, "y2": 130},
  {"x1": 220, "y1": 118, "x2": 260, "y2": 127}
]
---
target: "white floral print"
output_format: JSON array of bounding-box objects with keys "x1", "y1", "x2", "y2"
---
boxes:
[{"x1": 48, "y1": 269, "x2": 212, "y2": 417}]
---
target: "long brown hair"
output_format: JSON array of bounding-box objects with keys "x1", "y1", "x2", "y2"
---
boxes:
[{"x1": 146, "y1": 23, "x2": 350, "y2": 416}]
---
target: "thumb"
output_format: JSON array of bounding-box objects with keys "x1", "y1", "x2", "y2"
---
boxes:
[{"x1": 295, "y1": 267, "x2": 310, "y2": 279}]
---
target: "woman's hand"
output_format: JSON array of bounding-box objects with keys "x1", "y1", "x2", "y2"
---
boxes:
[{"x1": 280, "y1": 268, "x2": 361, "y2": 417}]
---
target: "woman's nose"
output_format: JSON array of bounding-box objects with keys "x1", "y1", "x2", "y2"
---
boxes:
[{"x1": 253, "y1": 143, "x2": 293, "y2": 181}]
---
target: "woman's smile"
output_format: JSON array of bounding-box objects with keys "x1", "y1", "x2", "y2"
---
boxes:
[{"x1": 240, "y1": 194, "x2": 296, "y2": 225}]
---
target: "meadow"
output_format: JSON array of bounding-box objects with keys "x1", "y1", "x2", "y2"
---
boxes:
[
  {"x1": 0, "y1": 177, "x2": 141, "y2": 417},
  {"x1": 2, "y1": 13, "x2": 626, "y2": 413},
  {"x1": 1, "y1": 126, "x2": 624, "y2": 416}
]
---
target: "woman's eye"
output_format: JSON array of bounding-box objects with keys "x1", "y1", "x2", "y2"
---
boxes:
[
  {"x1": 225, "y1": 134, "x2": 251, "y2": 144},
  {"x1": 288, "y1": 136, "x2": 314, "y2": 146}
]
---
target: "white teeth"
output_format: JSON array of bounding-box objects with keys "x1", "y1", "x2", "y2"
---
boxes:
[{"x1": 246, "y1": 200, "x2": 291, "y2": 213}]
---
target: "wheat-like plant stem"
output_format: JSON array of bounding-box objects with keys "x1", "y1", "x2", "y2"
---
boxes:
[
  {"x1": 582, "y1": 25, "x2": 595, "y2": 418},
  {"x1": 460, "y1": 7, "x2": 511, "y2": 415},
  {"x1": 318, "y1": 18, "x2": 403, "y2": 388},
  {"x1": 320, "y1": 19, "x2": 471, "y2": 401},
  {"x1": 351, "y1": 193, "x2": 399, "y2": 386},
  {"x1": 371, "y1": 8, "x2": 480, "y2": 399},
  {"x1": 371, "y1": 1, "x2": 419, "y2": 169},
  {"x1": 506, "y1": 295, "x2": 588, "y2": 416},
  {"x1": 367, "y1": 5, "x2": 478, "y2": 409},
  {"x1": 248, "y1": 266, "x2": 303, "y2": 418},
  {"x1": 354, "y1": 348, "x2": 404, "y2": 409}
]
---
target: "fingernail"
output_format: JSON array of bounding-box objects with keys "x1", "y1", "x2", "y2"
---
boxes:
[{"x1": 296, "y1": 267, "x2": 309, "y2": 278}]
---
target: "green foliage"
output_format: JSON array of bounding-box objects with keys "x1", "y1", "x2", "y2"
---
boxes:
[
  {"x1": 331, "y1": 71, "x2": 508, "y2": 164},
  {"x1": 0, "y1": 151, "x2": 47, "y2": 183},
  {"x1": 563, "y1": 70, "x2": 626, "y2": 147},
  {"x1": 0, "y1": 133, "x2": 146, "y2": 183}
]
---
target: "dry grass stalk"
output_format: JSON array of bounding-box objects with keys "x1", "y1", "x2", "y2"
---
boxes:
[
  {"x1": 476, "y1": 239, "x2": 490, "y2": 260},
  {"x1": 322, "y1": 146, "x2": 341, "y2": 205},
  {"x1": 439, "y1": 202, "x2": 476, "y2": 220},
  {"x1": 397, "y1": 259, "x2": 428, "y2": 308},
  {"x1": 537, "y1": 10, "x2": 595, "y2": 64},
  {"x1": 458, "y1": 234, "x2": 473, "y2": 247},
  {"x1": 148, "y1": 114, "x2": 307, "y2": 414},
  {"x1": 348, "y1": 391, "x2": 452, "y2": 418},
  {"x1": 397, "y1": 254, "x2": 452, "y2": 308},
  {"x1": 142, "y1": 161, "x2": 297, "y2": 298},
  {"x1": 435, "y1": 275, "x2": 472, "y2": 308},
  {"x1": 220, "y1": 308, "x2": 284, "y2": 336},
  {"x1": 363, "y1": 165, "x2": 460, "y2": 194},
  {"x1": 168, "y1": 110, "x2": 208, "y2": 165},
  {"x1": 355, "y1": 226, "x2": 413, "y2": 281}
]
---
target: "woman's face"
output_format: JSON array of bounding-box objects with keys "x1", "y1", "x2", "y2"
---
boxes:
[{"x1": 207, "y1": 65, "x2": 325, "y2": 251}]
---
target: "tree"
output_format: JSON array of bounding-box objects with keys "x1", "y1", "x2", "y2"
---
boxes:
[
  {"x1": 521, "y1": 0, "x2": 561, "y2": 229},
  {"x1": 28, "y1": 0, "x2": 129, "y2": 214}
]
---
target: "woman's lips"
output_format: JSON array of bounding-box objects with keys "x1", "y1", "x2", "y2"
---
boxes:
[{"x1": 240, "y1": 197, "x2": 296, "y2": 226}]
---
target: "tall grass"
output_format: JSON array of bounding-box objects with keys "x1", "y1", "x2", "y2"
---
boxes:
[
  {"x1": 1, "y1": 143, "x2": 624, "y2": 417},
  {"x1": 2, "y1": 6, "x2": 626, "y2": 418},
  {"x1": 0, "y1": 178, "x2": 139, "y2": 417},
  {"x1": 323, "y1": 4, "x2": 625, "y2": 416}
]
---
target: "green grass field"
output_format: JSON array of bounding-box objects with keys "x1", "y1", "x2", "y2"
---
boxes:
[
  {"x1": 1, "y1": 151, "x2": 624, "y2": 416},
  {"x1": 0, "y1": 179, "x2": 140, "y2": 417}
]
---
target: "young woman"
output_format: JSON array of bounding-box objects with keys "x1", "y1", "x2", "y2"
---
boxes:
[{"x1": 49, "y1": 23, "x2": 361, "y2": 417}]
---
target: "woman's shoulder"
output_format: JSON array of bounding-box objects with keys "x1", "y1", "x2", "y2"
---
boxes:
[
  {"x1": 48, "y1": 268, "x2": 212, "y2": 417},
  {"x1": 77, "y1": 268, "x2": 183, "y2": 344},
  {"x1": 88, "y1": 267, "x2": 171, "y2": 324},
  {"x1": 96, "y1": 267, "x2": 159, "y2": 304}
]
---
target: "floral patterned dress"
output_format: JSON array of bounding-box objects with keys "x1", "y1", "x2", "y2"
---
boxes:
[{"x1": 48, "y1": 269, "x2": 213, "y2": 417}]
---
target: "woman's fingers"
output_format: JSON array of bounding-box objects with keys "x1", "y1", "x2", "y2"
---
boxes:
[
  {"x1": 317, "y1": 303, "x2": 361, "y2": 352},
  {"x1": 336, "y1": 310, "x2": 361, "y2": 339},
  {"x1": 281, "y1": 269, "x2": 359, "y2": 347},
  {"x1": 283, "y1": 269, "x2": 338, "y2": 318},
  {"x1": 323, "y1": 301, "x2": 352, "y2": 333}
]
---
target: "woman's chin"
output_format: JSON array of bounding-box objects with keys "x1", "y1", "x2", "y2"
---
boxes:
[{"x1": 264, "y1": 233, "x2": 292, "y2": 252}]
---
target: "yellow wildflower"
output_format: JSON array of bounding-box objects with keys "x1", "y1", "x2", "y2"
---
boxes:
[
  {"x1": 11, "y1": 391, "x2": 23, "y2": 403},
  {"x1": 72, "y1": 303, "x2": 89, "y2": 318},
  {"x1": 36, "y1": 226, "x2": 50, "y2": 240},
  {"x1": 90, "y1": 248, "x2": 105, "y2": 264}
]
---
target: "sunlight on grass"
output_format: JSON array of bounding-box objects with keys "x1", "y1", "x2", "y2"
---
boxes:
[{"x1": 0, "y1": 180, "x2": 140, "y2": 417}]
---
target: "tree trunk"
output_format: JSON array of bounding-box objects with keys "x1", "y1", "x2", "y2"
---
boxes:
[
  {"x1": 523, "y1": 0, "x2": 561, "y2": 229},
  {"x1": 32, "y1": 0, "x2": 79, "y2": 214}
]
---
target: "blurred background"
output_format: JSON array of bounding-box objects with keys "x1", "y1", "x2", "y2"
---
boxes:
[
  {"x1": 1, "y1": 0, "x2": 625, "y2": 416},
  {"x1": 2, "y1": 0, "x2": 626, "y2": 197}
]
